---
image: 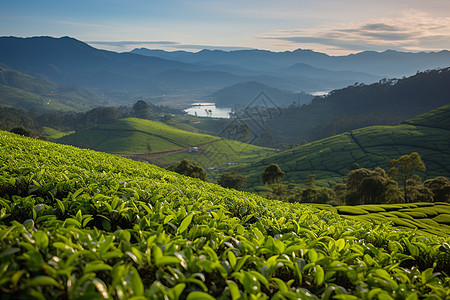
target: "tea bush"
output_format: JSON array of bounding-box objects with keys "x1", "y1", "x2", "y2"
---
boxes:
[{"x1": 1, "y1": 131, "x2": 449, "y2": 299}]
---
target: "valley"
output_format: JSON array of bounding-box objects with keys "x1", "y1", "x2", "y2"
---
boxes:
[{"x1": 1, "y1": 34, "x2": 450, "y2": 299}]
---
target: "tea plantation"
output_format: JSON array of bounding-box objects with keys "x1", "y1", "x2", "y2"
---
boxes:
[
  {"x1": 1, "y1": 131, "x2": 449, "y2": 299},
  {"x1": 234, "y1": 104, "x2": 450, "y2": 188},
  {"x1": 310, "y1": 203, "x2": 450, "y2": 237},
  {"x1": 57, "y1": 118, "x2": 220, "y2": 154}
]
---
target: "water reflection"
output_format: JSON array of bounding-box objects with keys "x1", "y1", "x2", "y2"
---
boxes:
[{"x1": 185, "y1": 103, "x2": 232, "y2": 118}]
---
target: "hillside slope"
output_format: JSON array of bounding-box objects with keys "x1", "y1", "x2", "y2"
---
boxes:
[
  {"x1": 264, "y1": 67, "x2": 450, "y2": 144},
  {"x1": 57, "y1": 117, "x2": 220, "y2": 154},
  {"x1": 233, "y1": 104, "x2": 450, "y2": 188},
  {"x1": 0, "y1": 131, "x2": 449, "y2": 298},
  {"x1": 0, "y1": 67, "x2": 106, "y2": 111}
]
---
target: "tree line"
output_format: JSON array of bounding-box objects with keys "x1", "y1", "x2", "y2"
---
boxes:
[
  {"x1": 264, "y1": 152, "x2": 449, "y2": 204},
  {"x1": 164, "y1": 152, "x2": 449, "y2": 204},
  {"x1": 0, "y1": 101, "x2": 183, "y2": 137}
]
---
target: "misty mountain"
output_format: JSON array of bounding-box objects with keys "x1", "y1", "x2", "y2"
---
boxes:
[
  {"x1": 211, "y1": 81, "x2": 314, "y2": 108},
  {"x1": 262, "y1": 67, "x2": 450, "y2": 145},
  {"x1": 2, "y1": 36, "x2": 449, "y2": 109},
  {"x1": 131, "y1": 47, "x2": 450, "y2": 78},
  {"x1": 0, "y1": 36, "x2": 199, "y2": 92}
]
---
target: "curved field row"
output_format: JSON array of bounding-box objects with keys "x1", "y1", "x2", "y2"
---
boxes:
[
  {"x1": 310, "y1": 202, "x2": 450, "y2": 237},
  {"x1": 232, "y1": 104, "x2": 450, "y2": 188},
  {"x1": 57, "y1": 118, "x2": 220, "y2": 154}
]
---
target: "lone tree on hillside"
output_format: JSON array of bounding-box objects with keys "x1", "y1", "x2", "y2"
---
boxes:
[
  {"x1": 169, "y1": 159, "x2": 207, "y2": 181},
  {"x1": 262, "y1": 164, "x2": 285, "y2": 185},
  {"x1": 218, "y1": 171, "x2": 247, "y2": 190},
  {"x1": 133, "y1": 100, "x2": 151, "y2": 119},
  {"x1": 388, "y1": 152, "x2": 426, "y2": 203},
  {"x1": 10, "y1": 127, "x2": 33, "y2": 137}
]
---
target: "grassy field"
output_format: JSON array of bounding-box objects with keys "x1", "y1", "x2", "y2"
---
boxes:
[
  {"x1": 1, "y1": 130, "x2": 449, "y2": 299},
  {"x1": 310, "y1": 202, "x2": 450, "y2": 237},
  {"x1": 232, "y1": 104, "x2": 450, "y2": 189},
  {"x1": 57, "y1": 117, "x2": 220, "y2": 154}
]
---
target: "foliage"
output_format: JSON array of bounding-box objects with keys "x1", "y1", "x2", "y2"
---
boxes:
[
  {"x1": 389, "y1": 152, "x2": 427, "y2": 203},
  {"x1": 10, "y1": 126, "x2": 33, "y2": 137},
  {"x1": 169, "y1": 159, "x2": 207, "y2": 181},
  {"x1": 132, "y1": 100, "x2": 151, "y2": 119},
  {"x1": 424, "y1": 177, "x2": 450, "y2": 203},
  {"x1": 346, "y1": 168, "x2": 401, "y2": 205},
  {"x1": 0, "y1": 131, "x2": 449, "y2": 299},
  {"x1": 262, "y1": 164, "x2": 285, "y2": 185},
  {"x1": 218, "y1": 171, "x2": 247, "y2": 190}
]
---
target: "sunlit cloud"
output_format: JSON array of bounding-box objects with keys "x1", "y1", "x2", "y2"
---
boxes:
[
  {"x1": 258, "y1": 10, "x2": 450, "y2": 55},
  {"x1": 88, "y1": 40, "x2": 253, "y2": 52}
]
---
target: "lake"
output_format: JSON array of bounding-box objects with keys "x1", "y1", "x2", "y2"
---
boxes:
[{"x1": 184, "y1": 103, "x2": 232, "y2": 118}]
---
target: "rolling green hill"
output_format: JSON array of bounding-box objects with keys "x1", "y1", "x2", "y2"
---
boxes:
[
  {"x1": 148, "y1": 139, "x2": 277, "y2": 169},
  {"x1": 57, "y1": 117, "x2": 275, "y2": 168},
  {"x1": 233, "y1": 104, "x2": 450, "y2": 188},
  {"x1": 0, "y1": 130, "x2": 449, "y2": 299},
  {"x1": 0, "y1": 66, "x2": 108, "y2": 111},
  {"x1": 57, "y1": 117, "x2": 221, "y2": 154}
]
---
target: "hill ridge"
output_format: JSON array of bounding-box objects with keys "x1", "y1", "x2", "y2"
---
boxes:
[{"x1": 232, "y1": 104, "x2": 450, "y2": 188}]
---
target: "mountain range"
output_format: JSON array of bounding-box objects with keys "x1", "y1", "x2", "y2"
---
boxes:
[
  {"x1": 131, "y1": 47, "x2": 450, "y2": 78},
  {"x1": 1, "y1": 36, "x2": 450, "y2": 109}
]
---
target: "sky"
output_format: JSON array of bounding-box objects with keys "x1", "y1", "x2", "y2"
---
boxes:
[{"x1": 1, "y1": 0, "x2": 450, "y2": 55}]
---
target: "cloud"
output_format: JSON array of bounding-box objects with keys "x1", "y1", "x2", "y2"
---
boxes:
[
  {"x1": 87, "y1": 40, "x2": 252, "y2": 52},
  {"x1": 89, "y1": 41, "x2": 179, "y2": 47},
  {"x1": 257, "y1": 10, "x2": 450, "y2": 54}
]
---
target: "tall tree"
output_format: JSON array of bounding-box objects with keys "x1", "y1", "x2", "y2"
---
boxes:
[
  {"x1": 133, "y1": 100, "x2": 151, "y2": 119},
  {"x1": 388, "y1": 152, "x2": 426, "y2": 203},
  {"x1": 169, "y1": 159, "x2": 207, "y2": 181},
  {"x1": 218, "y1": 171, "x2": 247, "y2": 190},
  {"x1": 346, "y1": 167, "x2": 400, "y2": 205},
  {"x1": 262, "y1": 164, "x2": 285, "y2": 185}
]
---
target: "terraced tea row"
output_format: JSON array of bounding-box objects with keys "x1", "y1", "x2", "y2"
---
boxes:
[
  {"x1": 234, "y1": 104, "x2": 450, "y2": 189},
  {"x1": 312, "y1": 202, "x2": 450, "y2": 237}
]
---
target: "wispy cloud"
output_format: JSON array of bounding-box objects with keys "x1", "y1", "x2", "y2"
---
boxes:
[
  {"x1": 258, "y1": 10, "x2": 450, "y2": 54},
  {"x1": 87, "y1": 40, "x2": 252, "y2": 52}
]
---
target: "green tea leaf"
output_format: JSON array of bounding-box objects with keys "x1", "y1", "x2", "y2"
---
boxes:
[
  {"x1": 243, "y1": 272, "x2": 260, "y2": 295},
  {"x1": 26, "y1": 276, "x2": 61, "y2": 288},
  {"x1": 315, "y1": 265, "x2": 324, "y2": 285},
  {"x1": 129, "y1": 267, "x2": 144, "y2": 296},
  {"x1": 155, "y1": 256, "x2": 181, "y2": 267},
  {"x1": 178, "y1": 213, "x2": 194, "y2": 234},
  {"x1": 309, "y1": 249, "x2": 318, "y2": 263},
  {"x1": 92, "y1": 277, "x2": 109, "y2": 299},
  {"x1": 34, "y1": 230, "x2": 49, "y2": 250},
  {"x1": 226, "y1": 280, "x2": 241, "y2": 300},
  {"x1": 186, "y1": 291, "x2": 215, "y2": 300}
]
